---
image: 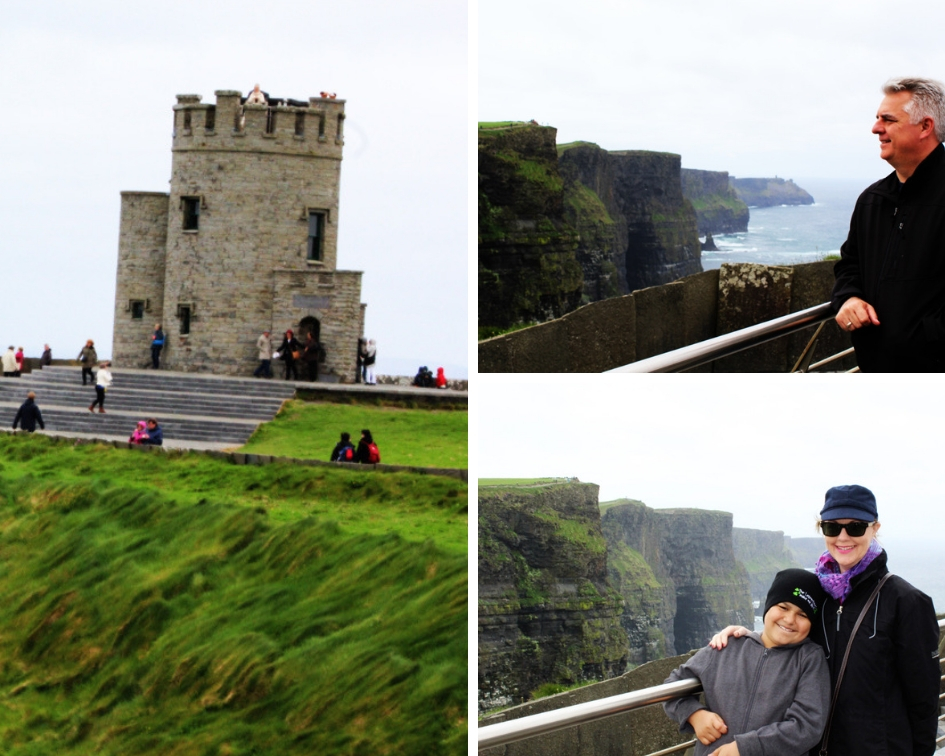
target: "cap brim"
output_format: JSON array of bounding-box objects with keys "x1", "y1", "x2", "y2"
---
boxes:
[{"x1": 820, "y1": 506, "x2": 875, "y2": 521}]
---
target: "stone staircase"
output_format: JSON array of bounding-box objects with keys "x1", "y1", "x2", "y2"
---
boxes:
[{"x1": 0, "y1": 367, "x2": 297, "y2": 447}]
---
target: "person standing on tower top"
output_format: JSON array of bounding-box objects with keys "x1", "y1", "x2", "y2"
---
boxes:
[{"x1": 833, "y1": 77, "x2": 945, "y2": 371}]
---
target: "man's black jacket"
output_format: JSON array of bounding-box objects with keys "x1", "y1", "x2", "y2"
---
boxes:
[{"x1": 833, "y1": 143, "x2": 945, "y2": 371}]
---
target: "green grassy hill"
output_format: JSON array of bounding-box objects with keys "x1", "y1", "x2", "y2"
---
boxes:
[
  {"x1": 0, "y1": 433, "x2": 466, "y2": 754},
  {"x1": 239, "y1": 401, "x2": 467, "y2": 470}
]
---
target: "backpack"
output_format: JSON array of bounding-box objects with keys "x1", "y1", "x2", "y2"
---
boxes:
[
  {"x1": 367, "y1": 442, "x2": 381, "y2": 463},
  {"x1": 339, "y1": 444, "x2": 355, "y2": 462}
]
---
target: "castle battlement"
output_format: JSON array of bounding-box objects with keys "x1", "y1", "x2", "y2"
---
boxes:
[{"x1": 172, "y1": 89, "x2": 346, "y2": 158}]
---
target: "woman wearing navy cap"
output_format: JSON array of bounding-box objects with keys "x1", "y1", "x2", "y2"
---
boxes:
[{"x1": 713, "y1": 484, "x2": 940, "y2": 756}]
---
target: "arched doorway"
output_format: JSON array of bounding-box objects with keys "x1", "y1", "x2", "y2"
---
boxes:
[
  {"x1": 298, "y1": 316, "x2": 321, "y2": 343},
  {"x1": 297, "y1": 315, "x2": 322, "y2": 381}
]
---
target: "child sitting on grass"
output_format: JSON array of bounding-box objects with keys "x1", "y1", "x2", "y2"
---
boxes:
[{"x1": 663, "y1": 568, "x2": 830, "y2": 756}]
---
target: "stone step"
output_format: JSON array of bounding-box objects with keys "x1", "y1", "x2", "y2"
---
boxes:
[
  {"x1": 0, "y1": 385, "x2": 286, "y2": 420},
  {"x1": 0, "y1": 366, "x2": 292, "y2": 447},
  {"x1": 32, "y1": 366, "x2": 297, "y2": 400},
  {"x1": 23, "y1": 409, "x2": 257, "y2": 445}
]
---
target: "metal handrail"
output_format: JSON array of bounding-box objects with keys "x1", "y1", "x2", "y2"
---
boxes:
[
  {"x1": 478, "y1": 679, "x2": 701, "y2": 751},
  {"x1": 605, "y1": 302, "x2": 836, "y2": 373},
  {"x1": 478, "y1": 619, "x2": 945, "y2": 752}
]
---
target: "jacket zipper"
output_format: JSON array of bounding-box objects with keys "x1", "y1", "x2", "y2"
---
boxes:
[
  {"x1": 740, "y1": 648, "x2": 769, "y2": 732},
  {"x1": 836, "y1": 604, "x2": 843, "y2": 632}
]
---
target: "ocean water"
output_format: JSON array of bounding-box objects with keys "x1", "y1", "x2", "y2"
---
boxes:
[{"x1": 700, "y1": 178, "x2": 870, "y2": 270}]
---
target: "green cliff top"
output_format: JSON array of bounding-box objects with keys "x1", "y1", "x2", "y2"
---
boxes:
[
  {"x1": 478, "y1": 121, "x2": 545, "y2": 131},
  {"x1": 557, "y1": 140, "x2": 601, "y2": 154},
  {"x1": 479, "y1": 477, "x2": 580, "y2": 489}
]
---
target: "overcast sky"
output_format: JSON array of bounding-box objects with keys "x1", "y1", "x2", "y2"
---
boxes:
[
  {"x1": 479, "y1": 0, "x2": 945, "y2": 182},
  {"x1": 477, "y1": 375, "x2": 945, "y2": 547},
  {"x1": 1, "y1": 1, "x2": 467, "y2": 377}
]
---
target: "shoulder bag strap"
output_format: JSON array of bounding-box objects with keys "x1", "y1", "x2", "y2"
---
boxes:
[{"x1": 818, "y1": 572, "x2": 893, "y2": 756}]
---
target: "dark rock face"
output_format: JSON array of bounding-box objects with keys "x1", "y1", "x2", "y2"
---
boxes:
[
  {"x1": 646, "y1": 508, "x2": 753, "y2": 653},
  {"x1": 732, "y1": 527, "x2": 802, "y2": 602},
  {"x1": 730, "y1": 177, "x2": 815, "y2": 207},
  {"x1": 600, "y1": 500, "x2": 676, "y2": 661},
  {"x1": 478, "y1": 125, "x2": 584, "y2": 330},
  {"x1": 479, "y1": 484, "x2": 757, "y2": 712},
  {"x1": 560, "y1": 146, "x2": 703, "y2": 295},
  {"x1": 478, "y1": 482, "x2": 629, "y2": 711},
  {"x1": 681, "y1": 168, "x2": 750, "y2": 234}
]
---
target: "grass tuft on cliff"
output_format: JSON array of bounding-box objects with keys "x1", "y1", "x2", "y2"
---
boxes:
[{"x1": 0, "y1": 433, "x2": 466, "y2": 754}]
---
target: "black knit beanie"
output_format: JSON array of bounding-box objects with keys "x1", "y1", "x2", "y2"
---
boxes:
[{"x1": 764, "y1": 568, "x2": 826, "y2": 619}]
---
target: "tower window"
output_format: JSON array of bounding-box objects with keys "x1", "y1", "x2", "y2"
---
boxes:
[
  {"x1": 182, "y1": 197, "x2": 200, "y2": 231},
  {"x1": 130, "y1": 300, "x2": 145, "y2": 320},
  {"x1": 177, "y1": 305, "x2": 192, "y2": 335},
  {"x1": 295, "y1": 111, "x2": 305, "y2": 136},
  {"x1": 307, "y1": 212, "x2": 325, "y2": 261}
]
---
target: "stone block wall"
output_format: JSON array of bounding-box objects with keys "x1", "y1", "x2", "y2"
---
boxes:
[
  {"x1": 271, "y1": 270, "x2": 364, "y2": 382},
  {"x1": 479, "y1": 261, "x2": 857, "y2": 372},
  {"x1": 113, "y1": 192, "x2": 170, "y2": 367}
]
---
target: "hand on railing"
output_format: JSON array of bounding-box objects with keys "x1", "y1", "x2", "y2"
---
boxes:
[{"x1": 836, "y1": 296, "x2": 880, "y2": 332}]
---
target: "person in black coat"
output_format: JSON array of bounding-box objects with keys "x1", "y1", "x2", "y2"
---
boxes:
[
  {"x1": 354, "y1": 428, "x2": 380, "y2": 464},
  {"x1": 12, "y1": 392, "x2": 45, "y2": 432},
  {"x1": 277, "y1": 329, "x2": 301, "y2": 381},
  {"x1": 330, "y1": 432, "x2": 355, "y2": 462}
]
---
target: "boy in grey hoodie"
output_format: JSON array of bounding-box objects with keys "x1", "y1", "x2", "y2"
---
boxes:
[{"x1": 663, "y1": 569, "x2": 830, "y2": 756}]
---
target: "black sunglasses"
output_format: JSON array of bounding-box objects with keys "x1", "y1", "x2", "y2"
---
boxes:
[{"x1": 820, "y1": 520, "x2": 874, "y2": 538}]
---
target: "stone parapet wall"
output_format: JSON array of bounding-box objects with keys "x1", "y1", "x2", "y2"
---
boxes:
[{"x1": 479, "y1": 260, "x2": 857, "y2": 372}]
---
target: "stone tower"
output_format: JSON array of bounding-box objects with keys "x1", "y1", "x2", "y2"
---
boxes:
[{"x1": 112, "y1": 88, "x2": 366, "y2": 381}]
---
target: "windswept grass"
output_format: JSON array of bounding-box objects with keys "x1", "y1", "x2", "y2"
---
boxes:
[
  {"x1": 239, "y1": 401, "x2": 467, "y2": 470},
  {"x1": 0, "y1": 434, "x2": 467, "y2": 754}
]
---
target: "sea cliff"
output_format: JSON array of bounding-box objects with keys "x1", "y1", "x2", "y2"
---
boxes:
[
  {"x1": 478, "y1": 481, "x2": 628, "y2": 711},
  {"x1": 730, "y1": 176, "x2": 815, "y2": 207},
  {"x1": 479, "y1": 481, "x2": 759, "y2": 711},
  {"x1": 681, "y1": 168, "x2": 750, "y2": 234},
  {"x1": 478, "y1": 124, "x2": 584, "y2": 331},
  {"x1": 478, "y1": 123, "x2": 702, "y2": 334}
]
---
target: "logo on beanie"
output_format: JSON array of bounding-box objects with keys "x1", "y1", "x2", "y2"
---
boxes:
[{"x1": 792, "y1": 587, "x2": 818, "y2": 614}]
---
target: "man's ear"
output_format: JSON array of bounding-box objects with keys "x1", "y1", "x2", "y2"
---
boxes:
[{"x1": 922, "y1": 118, "x2": 936, "y2": 137}]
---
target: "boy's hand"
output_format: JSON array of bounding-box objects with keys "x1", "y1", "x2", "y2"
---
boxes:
[
  {"x1": 709, "y1": 626, "x2": 750, "y2": 649},
  {"x1": 688, "y1": 709, "x2": 728, "y2": 745},
  {"x1": 709, "y1": 742, "x2": 740, "y2": 756}
]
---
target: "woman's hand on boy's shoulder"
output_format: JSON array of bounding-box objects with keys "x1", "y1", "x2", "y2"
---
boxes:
[
  {"x1": 709, "y1": 625, "x2": 750, "y2": 649},
  {"x1": 709, "y1": 742, "x2": 740, "y2": 756},
  {"x1": 687, "y1": 709, "x2": 728, "y2": 745}
]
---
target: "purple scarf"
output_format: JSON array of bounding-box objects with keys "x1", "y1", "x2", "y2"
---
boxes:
[{"x1": 814, "y1": 539, "x2": 883, "y2": 603}]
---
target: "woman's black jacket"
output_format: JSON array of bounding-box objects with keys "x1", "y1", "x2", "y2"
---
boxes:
[{"x1": 812, "y1": 550, "x2": 939, "y2": 756}]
